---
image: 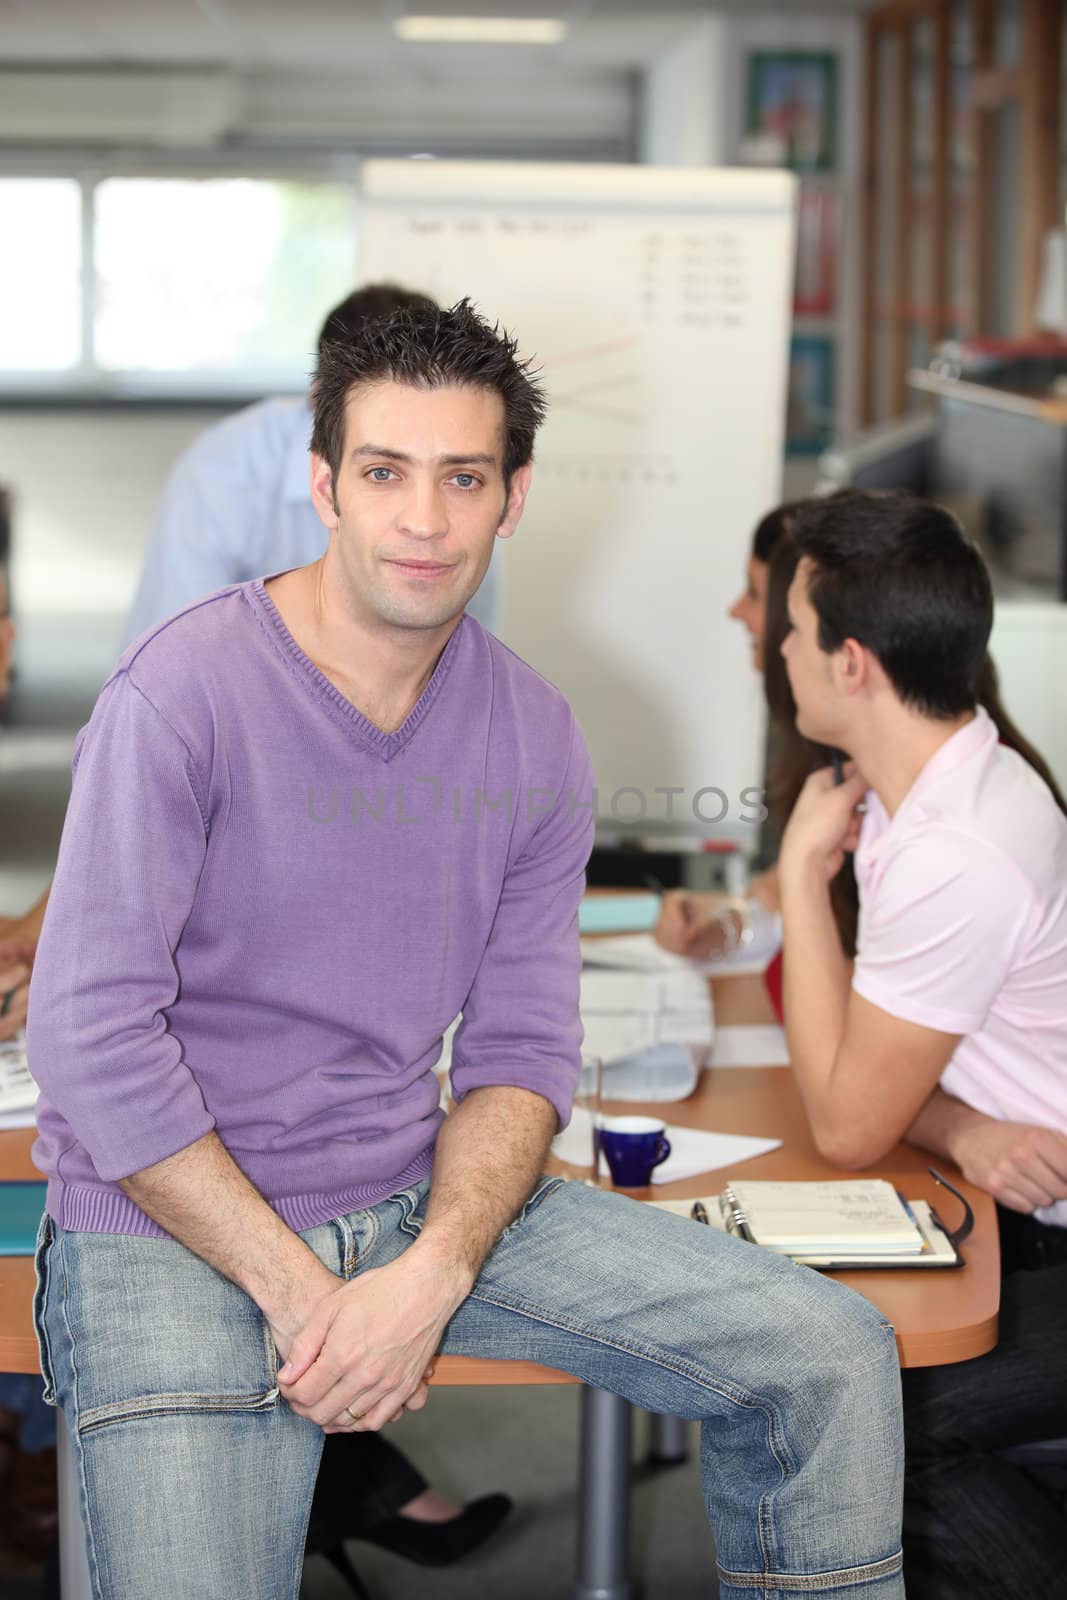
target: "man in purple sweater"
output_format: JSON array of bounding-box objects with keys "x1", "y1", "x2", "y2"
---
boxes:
[{"x1": 28, "y1": 301, "x2": 905, "y2": 1599}]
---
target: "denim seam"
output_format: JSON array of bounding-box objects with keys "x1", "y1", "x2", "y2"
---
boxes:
[
  {"x1": 333, "y1": 1213, "x2": 356, "y2": 1279},
  {"x1": 391, "y1": 1187, "x2": 425, "y2": 1240},
  {"x1": 56, "y1": 1231, "x2": 105, "y2": 1600},
  {"x1": 467, "y1": 1282, "x2": 790, "y2": 1419},
  {"x1": 79, "y1": 1388, "x2": 281, "y2": 1433},
  {"x1": 352, "y1": 1205, "x2": 381, "y2": 1270},
  {"x1": 32, "y1": 1216, "x2": 57, "y2": 1405},
  {"x1": 262, "y1": 1318, "x2": 280, "y2": 1385},
  {"x1": 287, "y1": 1441, "x2": 322, "y2": 1600},
  {"x1": 716, "y1": 1548, "x2": 904, "y2": 1592},
  {"x1": 465, "y1": 1279, "x2": 793, "y2": 1575},
  {"x1": 499, "y1": 1175, "x2": 566, "y2": 1240}
]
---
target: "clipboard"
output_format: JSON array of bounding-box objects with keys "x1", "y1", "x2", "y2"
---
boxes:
[{"x1": 660, "y1": 1169, "x2": 974, "y2": 1272}]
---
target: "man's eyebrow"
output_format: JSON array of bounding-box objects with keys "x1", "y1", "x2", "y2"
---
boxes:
[
  {"x1": 350, "y1": 446, "x2": 499, "y2": 468},
  {"x1": 352, "y1": 445, "x2": 412, "y2": 463}
]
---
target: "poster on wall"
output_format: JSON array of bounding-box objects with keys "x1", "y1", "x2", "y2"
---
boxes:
[
  {"x1": 786, "y1": 335, "x2": 835, "y2": 456},
  {"x1": 793, "y1": 191, "x2": 838, "y2": 316},
  {"x1": 743, "y1": 52, "x2": 838, "y2": 173}
]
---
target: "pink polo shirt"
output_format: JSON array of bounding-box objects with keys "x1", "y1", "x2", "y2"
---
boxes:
[{"x1": 852, "y1": 707, "x2": 1067, "y2": 1227}]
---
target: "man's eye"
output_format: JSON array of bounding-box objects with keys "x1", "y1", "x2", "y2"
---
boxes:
[
  {"x1": 369, "y1": 467, "x2": 394, "y2": 482},
  {"x1": 452, "y1": 473, "x2": 479, "y2": 489}
]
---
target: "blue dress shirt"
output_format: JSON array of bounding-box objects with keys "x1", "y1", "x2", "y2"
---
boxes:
[{"x1": 123, "y1": 397, "x2": 499, "y2": 645}]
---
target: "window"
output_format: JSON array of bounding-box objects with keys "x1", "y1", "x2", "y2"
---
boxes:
[
  {"x1": 94, "y1": 177, "x2": 357, "y2": 383},
  {"x1": 0, "y1": 171, "x2": 358, "y2": 395},
  {"x1": 0, "y1": 178, "x2": 82, "y2": 372}
]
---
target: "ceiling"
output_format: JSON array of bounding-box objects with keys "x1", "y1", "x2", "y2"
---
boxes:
[
  {"x1": 1, "y1": 0, "x2": 877, "y2": 73},
  {"x1": 0, "y1": 1, "x2": 873, "y2": 160}
]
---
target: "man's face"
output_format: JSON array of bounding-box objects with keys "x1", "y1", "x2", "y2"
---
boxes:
[
  {"x1": 311, "y1": 380, "x2": 529, "y2": 632},
  {"x1": 781, "y1": 557, "x2": 840, "y2": 742}
]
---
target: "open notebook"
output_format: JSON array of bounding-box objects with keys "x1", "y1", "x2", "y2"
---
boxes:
[{"x1": 654, "y1": 1174, "x2": 970, "y2": 1269}]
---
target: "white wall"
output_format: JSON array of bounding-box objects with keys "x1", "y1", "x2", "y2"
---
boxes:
[
  {"x1": 639, "y1": 17, "x2": 731, "y2": 167},
  {"x1": 990, "y1": 604, "x2": 1067, "y2": 792},
  {"x1": 0, "y1": 408, "x2": 231, "y2": 705}
]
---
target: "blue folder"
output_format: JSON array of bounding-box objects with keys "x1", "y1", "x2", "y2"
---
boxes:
[
  {"x1": 0, "y1": 1181, "x2": 48, "y2": 1255},
  {"x1": 579, "y1": 894, "x2": 660, "y2": 935}
]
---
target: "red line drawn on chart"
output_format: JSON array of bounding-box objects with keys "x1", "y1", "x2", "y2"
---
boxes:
[
  {"x1": 545, "y1": 336, "x2": 641, "y2": 368},
  {"x1": 539, "y1": 336, "x2": 645, "y2": 427}
]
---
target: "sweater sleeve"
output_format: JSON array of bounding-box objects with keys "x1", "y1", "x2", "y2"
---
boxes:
[
  {"x1": 449, "y1": 716, "x2": 595, "y2": 1129},
  {"x1": 27, "y1": 672, "x2": 217, "y2": 1180}
]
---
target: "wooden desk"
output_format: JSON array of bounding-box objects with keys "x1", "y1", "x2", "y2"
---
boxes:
[
  {"x1": 0, "y1": 977, "x2": 999, "y2": 1374},
  {"x1": 0, "y1": 977, "x2": 1000, "y2": 1600},
  {"x1": 0, "y1": 1127, "x2": 43, "y2": 1375}
]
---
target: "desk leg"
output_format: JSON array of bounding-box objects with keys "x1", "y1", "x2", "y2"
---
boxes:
[
  {"x1": 57, "y1": 1413, "x2": 93, "y2": 1600},
  {"x1": 649, "y1": 1413, "x2": 689, "y2": 1464},
  {"x1": 575, "y1": 1385, "x2": 632, "y2": 1600}
]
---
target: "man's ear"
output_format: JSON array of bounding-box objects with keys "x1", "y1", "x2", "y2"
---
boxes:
[
  {"x1": 837, "y1": 638, "x2": 869, "y2": 695},
  {"x1": 496, "y1": 462, "x2": 533, "y2": 541},
  {"x1": 309, "y1": 452, "x2": 339, "y2": 530}
]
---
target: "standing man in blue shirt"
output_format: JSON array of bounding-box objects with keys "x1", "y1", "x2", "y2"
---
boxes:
[{"x1": 123, "y1": 284, "x2": 501, "y2": 648}]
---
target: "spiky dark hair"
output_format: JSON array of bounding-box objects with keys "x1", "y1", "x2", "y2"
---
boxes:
[{"x1": 311, "y1": 297, "x2": 547, "y2": 489}]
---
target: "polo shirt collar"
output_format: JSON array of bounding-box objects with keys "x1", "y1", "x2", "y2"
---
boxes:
[
  {"x1": 859, "y1": 706, "x2": 995, "y2": 862},
  {"x1": 282, "y1": 400, "x2": 315, "y2": 504}
]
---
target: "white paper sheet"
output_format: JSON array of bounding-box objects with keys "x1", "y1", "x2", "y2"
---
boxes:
[
  {"x1": 711, "y1": 1025, "x2": 790, "y2": 1068},
  {"x1": 552, "y1": 1110, "x2": 781, "y2": 1184},
  {"x1": 651, "y1": 1125, "x2": 781, "y2": 1184},
  {"x1": 581, "y1": 933, "x2": 770, "y2": 978},
  {"x1": 552, "y1": 1106, "x2": 601, "y2": 1170}
]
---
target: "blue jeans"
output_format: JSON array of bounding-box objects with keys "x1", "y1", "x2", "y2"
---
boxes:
[{"x1": 35, "y1": 1176, "x2": 904, "y2": 1599}]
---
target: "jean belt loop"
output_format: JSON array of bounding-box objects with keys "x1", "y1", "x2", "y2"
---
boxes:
[{"x1": 332, "y1": 1213, "x2": 357, "y2": 1279}]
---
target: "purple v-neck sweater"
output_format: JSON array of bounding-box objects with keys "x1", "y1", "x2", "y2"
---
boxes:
[{"x1": 28, "y1": 583, "x2": 595, "y2": 1237}]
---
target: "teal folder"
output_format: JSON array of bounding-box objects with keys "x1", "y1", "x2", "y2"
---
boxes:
[
  {"x1": 0, "y1": 1181, "x2": 47, "y2": 1255},
  {"x1": 579, "y1": 894, "x2": 660, "y2": 935}
]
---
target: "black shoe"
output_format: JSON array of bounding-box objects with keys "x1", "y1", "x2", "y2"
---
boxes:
[{"x1": 357, "y1": 1493, "x2": 513, "y2": 1567}]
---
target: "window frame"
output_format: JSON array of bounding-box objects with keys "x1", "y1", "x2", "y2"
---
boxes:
[{"x1": 0, "y1": 152, "x2": 362, "y2": 404}]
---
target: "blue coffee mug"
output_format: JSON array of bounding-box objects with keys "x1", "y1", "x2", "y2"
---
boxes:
[{"x1": 599, "y1": 1115, "x2": 671, "y2": 1188}]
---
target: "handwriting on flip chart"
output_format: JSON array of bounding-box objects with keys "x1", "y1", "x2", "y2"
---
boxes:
[{"x1": 401, "y1": 215, "x2": 752, "y2": 335}]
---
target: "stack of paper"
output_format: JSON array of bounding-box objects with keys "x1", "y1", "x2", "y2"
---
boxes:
[
  {"x1": 0, "y1": 1035, "x2": 37, "y2": 1130},
  {"x1": 580, "y1": 964, "x2": 713, "y2": 1066},
  {"x1": 580, "y1": 923, "x2": 781, "y2": 981}
]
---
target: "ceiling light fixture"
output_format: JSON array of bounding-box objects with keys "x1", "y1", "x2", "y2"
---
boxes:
[{"x1": 394, "y1": 16, "x2": 567, "y2": 45}]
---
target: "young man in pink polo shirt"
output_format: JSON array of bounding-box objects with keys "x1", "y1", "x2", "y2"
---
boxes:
[{"x1": 775, "y1": 489, "x2": 1067, "y2": 1600}]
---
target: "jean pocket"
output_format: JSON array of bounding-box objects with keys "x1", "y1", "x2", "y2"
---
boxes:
[
  {"x1": 31, "y1": 1212, "x2": 57, "y2": 1407},
  {"x1": 78, "y1": 1316, "x2": 280, "y2": 1436},
  {"x1": 390, "y1": 1179, "x2": 431, "y2": 1241},
  {"x1": 500, "y1": 1174, "x2": 565, "y2": 1240}
]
